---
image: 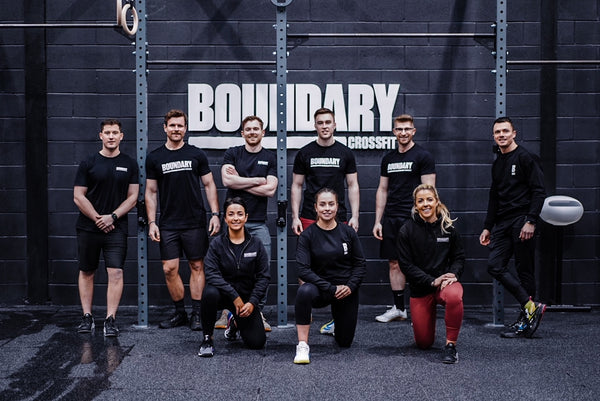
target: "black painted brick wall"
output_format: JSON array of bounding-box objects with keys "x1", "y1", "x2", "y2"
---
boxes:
[{"x1": 1, "y1": 0, "x2": 598, "y2": 307}]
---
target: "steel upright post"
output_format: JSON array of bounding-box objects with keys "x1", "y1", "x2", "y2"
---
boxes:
[
  {"x1": 272, "y1": 0, "x2": 293, "y2": 327},
  {"x1": 492, "y1": 0, "x2": 508, "y2": 326},
  {"x1": 135, "y1": 0, "x2": 149, "y2": 328}
]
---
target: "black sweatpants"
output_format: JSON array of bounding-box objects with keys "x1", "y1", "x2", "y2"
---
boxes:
[
  {"x1": 487, "y1": 215, "x2": 536, "y2": 305},
  {"x1": 201, "y1": 285, "x2": 266, "y2": 350},
  {"x1": 295, "y1": 282, "x2": 359, "y2": 348}
]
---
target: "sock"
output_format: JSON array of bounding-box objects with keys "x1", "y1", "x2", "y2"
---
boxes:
[
  {"x1": 191, "y1": 299, "x2": 201, "y2": 313},
  {"x1": 174, "y1": 299, "x2": 185, "y2": 313},
  {"x1": 524, "y1": 299, "x2": 535, "y2": 315},
  {"x1": 392, "y1": 290, "x2": 405, "y2": 311}
]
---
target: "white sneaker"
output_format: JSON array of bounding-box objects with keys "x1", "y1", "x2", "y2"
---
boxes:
[
  {"x1": 294, "y1": 341, "x2": 310, "y2": 364},
  {"x1": 375, "y1": 305, "x2": 407, "y2": 322}
]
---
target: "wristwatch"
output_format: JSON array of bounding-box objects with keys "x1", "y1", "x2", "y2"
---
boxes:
[
  {"x1": 211, "y1": 212, "x2": 220, "y2": 217},
  {"x1": 111, "y1": 213, "x2": 118, "y2": 222}
]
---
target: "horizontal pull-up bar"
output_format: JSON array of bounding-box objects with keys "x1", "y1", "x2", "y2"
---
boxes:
[
  {"x1": 508, "y1": 59, "x2": 600, "y2": 65},
  {"x1": 0, "y1": 23, "x2": 118, "y2": 28},
  {"x1": 288, "y1": 32, "x2": 495, "y2": 38},
  {"x1": 147, "y1": 59, "x2": 275, "y2": 65}
]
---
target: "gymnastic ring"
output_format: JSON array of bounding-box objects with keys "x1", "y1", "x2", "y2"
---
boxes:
[
  {"x1": 120, "y1": 3, "x2": 139, "y2": 36},
  {"x1": 270, "y1": 0, "x2": 294, "y2": 7}
]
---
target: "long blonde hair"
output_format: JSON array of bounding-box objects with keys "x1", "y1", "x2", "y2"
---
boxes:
[{"x1": 411, "y1": 184, "x2": 456, "y2": 234}]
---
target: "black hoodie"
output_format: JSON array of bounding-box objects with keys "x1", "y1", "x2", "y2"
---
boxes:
[
  {"x1": 396, "y1": 215, "x2": 465, "y2": 298},
  {"x1": 203, "y1": 228, "x2": 270, "y2": 307}
]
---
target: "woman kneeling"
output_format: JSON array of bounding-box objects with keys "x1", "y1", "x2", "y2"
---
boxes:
[
  {"x1": 198, "y1": 197, "x2": 270, "y2": 357},
  {"x1": 396, "y1": 184, "x2": 465, "y2": 364},
  {"x1": 294, "y1": 188, "x2": 366, "y2": 364}
]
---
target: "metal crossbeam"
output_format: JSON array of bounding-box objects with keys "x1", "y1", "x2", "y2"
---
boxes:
[{"x1": 288, "y1": 32, "x2": 494, "y2": 38}]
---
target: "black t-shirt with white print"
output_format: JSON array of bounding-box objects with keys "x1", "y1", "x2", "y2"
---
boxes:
[
  {"x1": 223, "y1": 145, "x2": 277, "y2": 222},
  {"x1": 293, "y1": 140, "x2": 357, "y2": 221},
  {"x1": 74, "y1": 152, "x2": 138, "y2": 233},
  {"x1": 380, "y1": 143, "x2": 435, "y2": 218},
  {"x1": 146, "y1": 143, "x2": 212, "y2": 230}
]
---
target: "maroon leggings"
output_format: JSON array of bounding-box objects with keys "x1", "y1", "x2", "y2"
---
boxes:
[{"x1": 409, "y1": 282, "x2": 464, "y2": 350}]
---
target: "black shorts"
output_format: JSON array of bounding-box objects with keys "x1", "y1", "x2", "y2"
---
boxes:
[
  {"x1": 380, "y1": 215, "x2": 408, "y2": 260},
  {"x1": 77, "y1": 228, "x2": 127, "y2": 272},
  {"x1": 159, "y1": 227, "x2": 209, "y2": 261}
]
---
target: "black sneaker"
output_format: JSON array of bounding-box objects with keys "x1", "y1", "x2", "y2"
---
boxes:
[
  {"x1": 189, "y1": 311, "x2": 202, "y2": 331},
  {"x1": 159, "y1": 311, "x2": 188, "y2": 329},
  {"x1": 103, "y1": 315, "x2": 119, "y2": 337},
  {"x1": 441, "y1": 343, "x2": 458, "y2": 364},
  {"x1": 500, "y1": 310, "x2": 528, "y2": 338},
  {"x1": 77, "y1": 313, "x2": 95, "y2": 333},
  {"x1": 198, "y1": 335, "x2": 214, "y2": 357},
  {"x1": 524, "y1": 302, "x2": 546, "y2": 338},
  {"x1": 224, "y1": 312, "x2": 238, "y2": 341}
]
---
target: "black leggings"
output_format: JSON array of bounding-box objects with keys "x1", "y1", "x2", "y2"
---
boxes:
[
  {"x1": 295, "y1": 282, "x2": 359, "y2": 348},
  {"x1": 201, "y1": 285, "x2": 266, "y2": 350}
]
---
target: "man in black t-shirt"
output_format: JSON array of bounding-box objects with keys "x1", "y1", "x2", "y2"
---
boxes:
[
  {"x1": 372, "y1": 114, "x2": 436, "y2": 323},
  {"x1": 291, "y1": 107, "x2": 360, "y2": 336},
  {"x1": 74, "y1": 118, "x2": 139, "y2": 337},
  {"x1": 480, "y1": 116, "x2": 546, "y2": 339},
  {"x1": 220, "y1": 115, "x2": 277, "y2": 331},
  {"x1": 291, "y1": 107, "x2": 360, "y2": 234},
  {"x1": 146, "y1": 109, "x2": 221, "y2": 330}
]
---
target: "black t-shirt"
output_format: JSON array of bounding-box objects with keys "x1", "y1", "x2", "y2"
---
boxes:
[
  {"x1": 380, "y1": 144, "x2": 435, "y2": 218},
  {"x1": 222, "y1": 145, "x2": 277, "y2": 222},
  {"x1": 296, "y1": 223, "x2": 366, "y2": 294},
  {"x1": 293, "y1": 141, "x2": 357, "y2": 221},
  {"x1": 146, "y1": 143, "x2": 212, "y2": 230},
  {"x1": 74, "y1": 152, "x2": 138, "y2": 233}
]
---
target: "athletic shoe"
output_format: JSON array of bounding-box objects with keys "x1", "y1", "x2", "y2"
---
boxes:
[
  {"x1": 441, "y1": 343, "x2": 458, "y2": 364},
  {"x1": 319, "y1": 319, "x2": 335, "y2": 335},
  {"x1": 77, "y1": 313, "x2": 95, "y2": 333},
  {"x1": 214, "y1": 309, "x2": 229, "y2": 329},
  {"x1": 198, "y1": 335, "x2": 214, "y2": 357},
  {"x1": 375, "y1": 306, "x2": 407, "y2": 323},
  {"x1": 261, "y1": 312, "x2": 272, "y2": 332},
  {"x1": 224, "y1": 312, "x2": 238, "y2": 341},
  {"x1": 103, "y1": 315, "x2": 119, "y2": 337},
  {"x1": 189, "y1": 311, "x2": 202, "y2": 331},
  {"x1": 500, "y1": 309, "x2": 528, "y2": 338},
  {"x1": 524, "y1": 302, "x2": 547, "y2": 338},
  {"x1": 159, "y1": 311, "x2": 188, "y2": 329},
  {"x1": 294, "y1": 341, "x2": 310, "y2": 364}
]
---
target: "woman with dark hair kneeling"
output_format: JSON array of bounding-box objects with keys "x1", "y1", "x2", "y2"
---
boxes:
[
  {"x1": 198, "y1": 197, "x2": 270, "y2": 357},
  {"x1": 294, "y1": 188, "x2": 366, "y2": 364},
  {"x1": 396, "y1": 184, "x2": 465, "y2": 364}
]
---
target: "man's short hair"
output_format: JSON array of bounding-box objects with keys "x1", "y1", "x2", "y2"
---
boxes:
[
  {"x1": 242, "y1": 115, "x2": 264, "y2": 130},
  {"x1": 393, "y1": 114, "x2": 414, "y2": 125},
  {"x1": 493, "y1": 116, "x2": 514, "y2": 129},
  {"x1": 314, "y1": 107, "x2": 335, "y2": 120},
  {"x1": 164, "y1": 109, "x2": 188, "y2": 126},
  {"x1": 100, "y1": 119, "x2": 122, "y2": 131}
]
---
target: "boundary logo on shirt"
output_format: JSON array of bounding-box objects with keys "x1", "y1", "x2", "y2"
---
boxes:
[
  {"x1": 310, "y1": 157, "x2": 340, "y2": 168},
  {"x1": 342, "y1": 243, "x2": 348, "y2": 255},
  {"x1": 387, "y1": 162, "x2": 413, "y2": 173},
  {"x1": 116, "y1": 167, "x2": 128, "y2": 172},
  {"x1": 162, "y1": 160, "x2": 193, "y2": 174}
]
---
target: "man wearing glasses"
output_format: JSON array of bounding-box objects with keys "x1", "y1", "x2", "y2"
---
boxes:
[{"x1": 372, "y1": 114, "x2": 436, "y2": 323}]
